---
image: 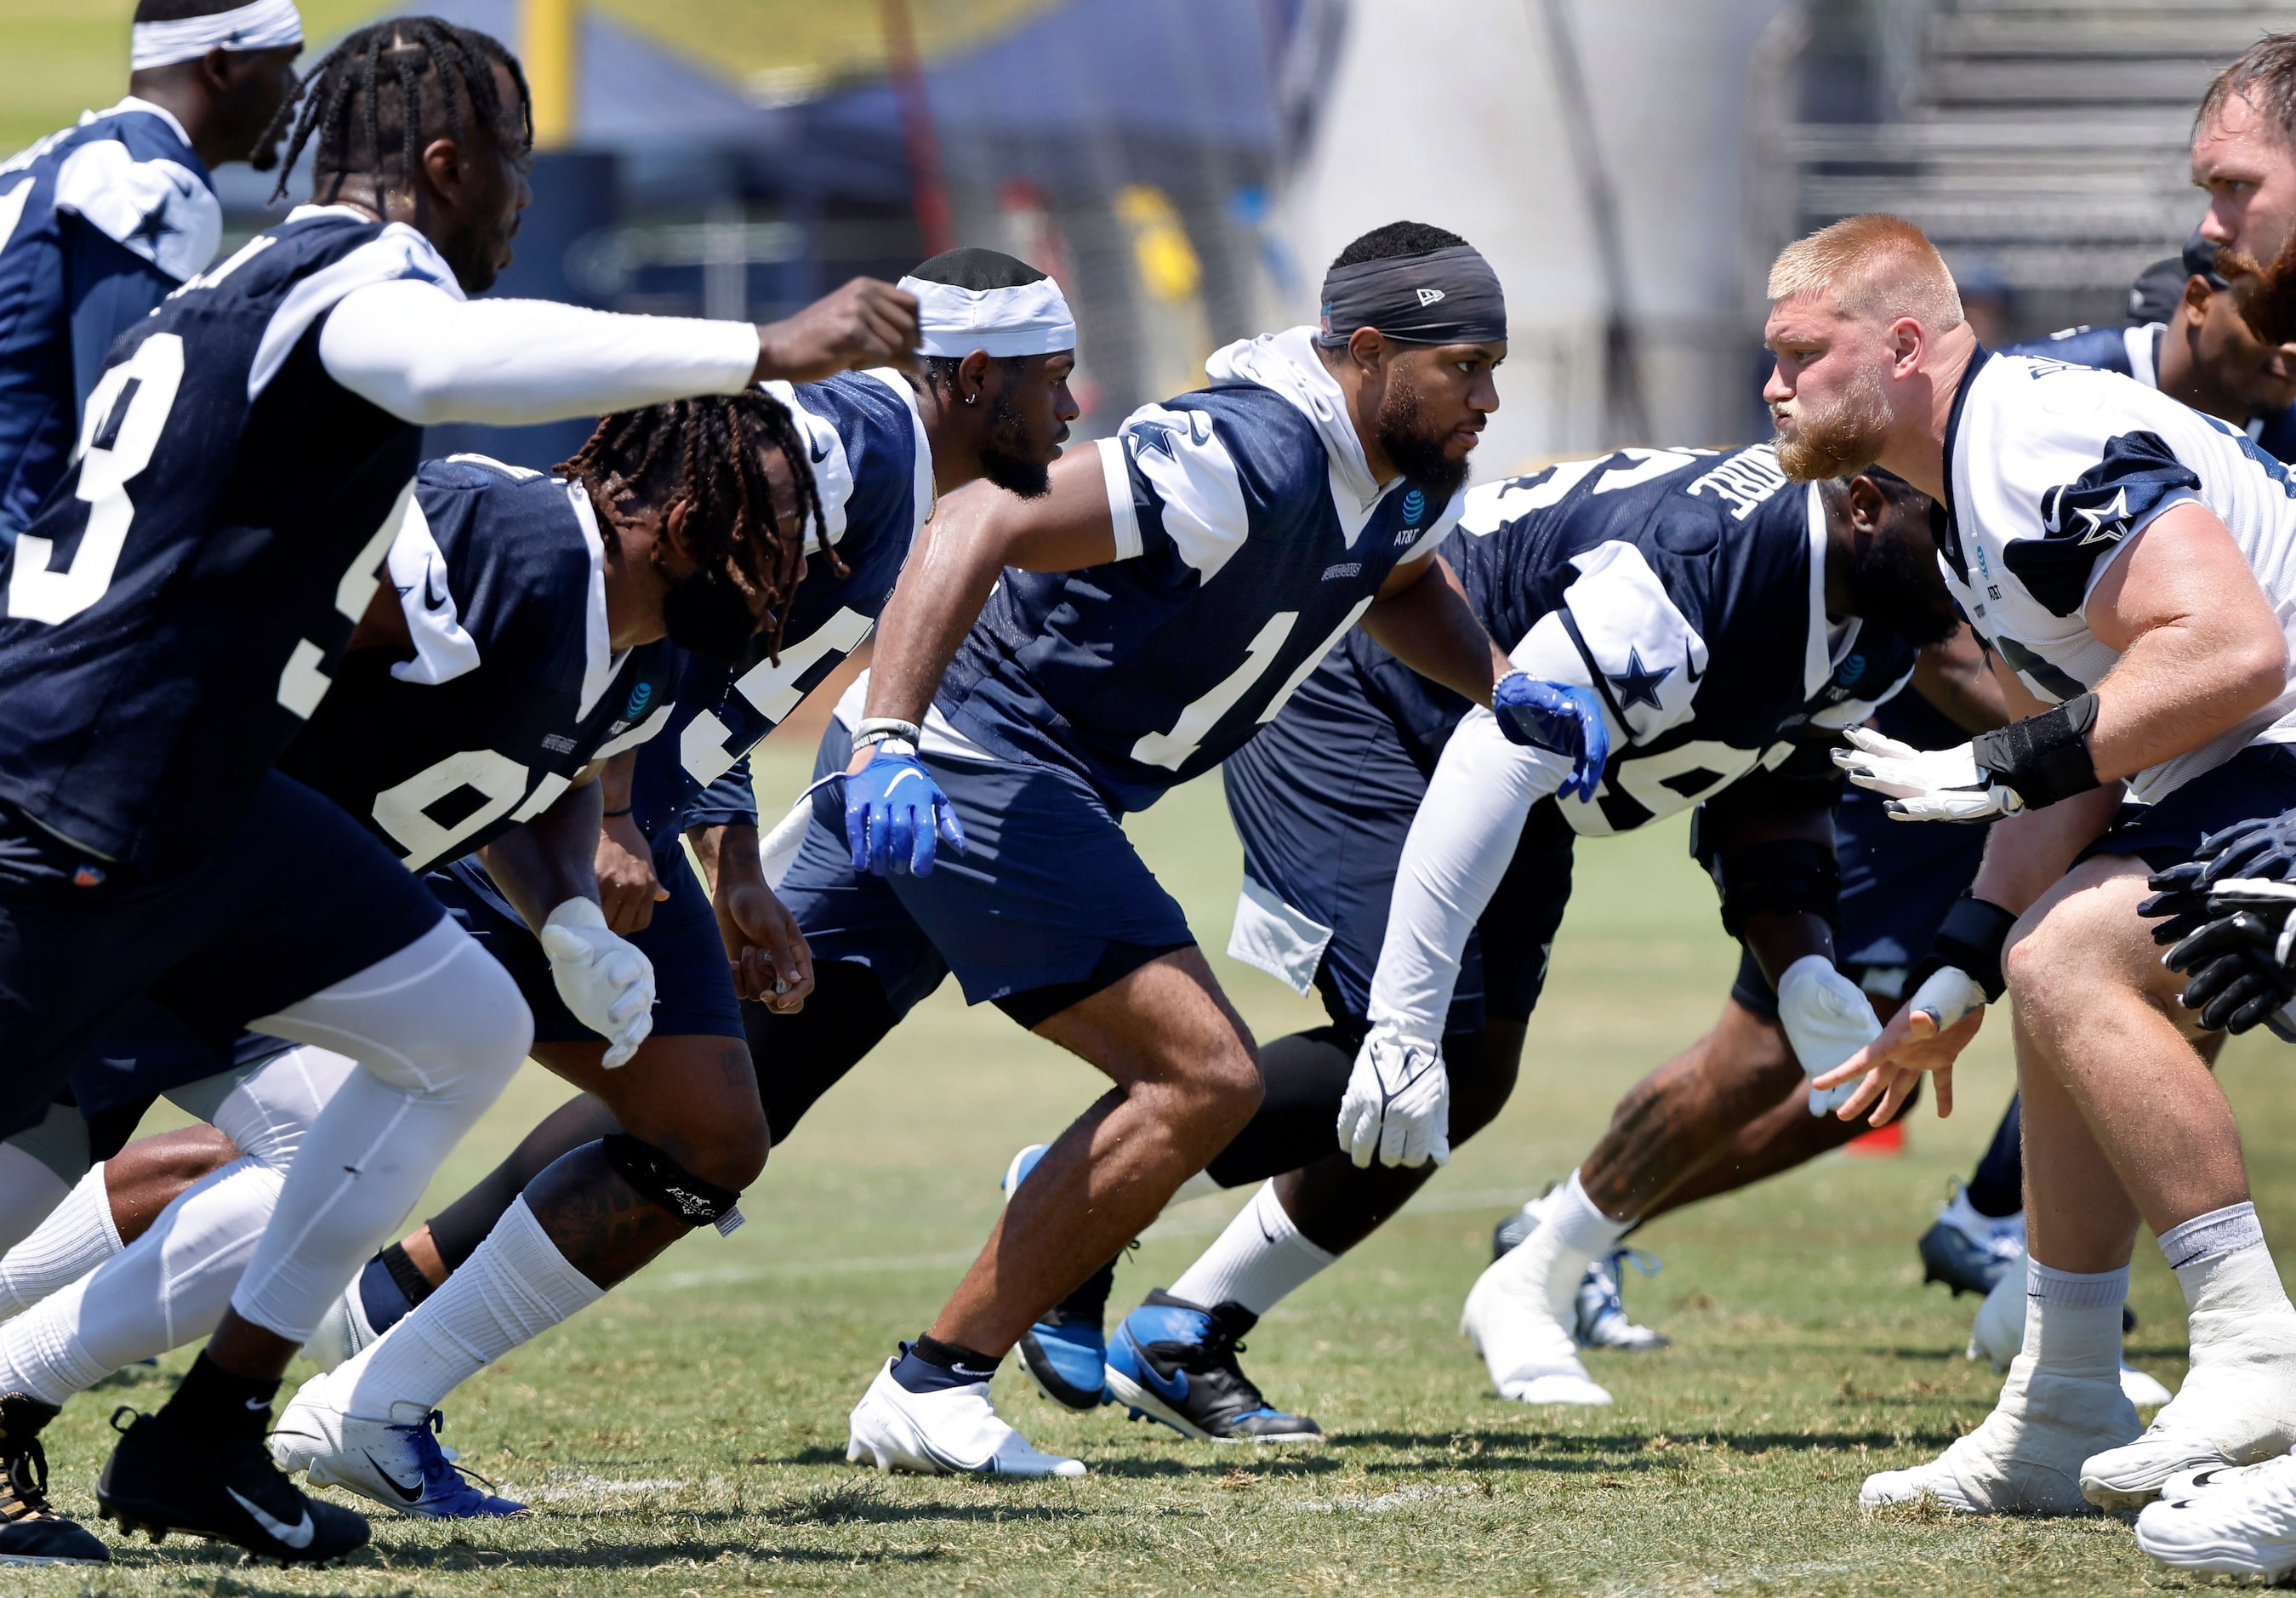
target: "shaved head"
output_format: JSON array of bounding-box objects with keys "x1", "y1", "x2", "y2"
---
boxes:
[{"x1": 1767, "y1": 214, "x2": 1965, "y2": 334}]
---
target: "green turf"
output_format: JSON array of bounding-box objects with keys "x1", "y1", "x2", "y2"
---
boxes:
[{"x1": 16, "y1": 739, "x2": 2276, "y2": 1595}]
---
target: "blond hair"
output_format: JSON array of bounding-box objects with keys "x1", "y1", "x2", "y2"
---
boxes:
[{"x1": 1768, "y1": 214, "x2": 1964, "y2": 332}]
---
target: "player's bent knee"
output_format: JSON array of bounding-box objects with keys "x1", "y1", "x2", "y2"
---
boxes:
[{"x1": 600, "y1": 1133, "x2": 748, "y2": 1230}]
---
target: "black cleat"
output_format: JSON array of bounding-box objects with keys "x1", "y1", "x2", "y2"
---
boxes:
[
  {"x1": 0, "y1": 1395, "x2": 107, "y2": 1566},
  {"x1": 1104, "y1": 1291, "x2": 1322, "y2": 1442},
  {"x1": 96, "y1": 1407, "x2": 367, "y2": 1566}
]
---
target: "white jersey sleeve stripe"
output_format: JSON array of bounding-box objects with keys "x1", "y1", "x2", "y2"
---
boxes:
[{"x1": 1098, "y1": 435, "x2": 1142, "y2": 562}]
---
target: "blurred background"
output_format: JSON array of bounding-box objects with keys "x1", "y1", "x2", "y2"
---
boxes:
[{"x1": 7, "y1": 0, "x2": 2292, "y2": 470}]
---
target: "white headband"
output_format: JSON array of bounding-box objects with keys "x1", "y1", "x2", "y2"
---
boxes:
[
  {"x1": 897, "y1": 274, "x2": 1076, "y2": 359},
  {"x1": 131, "y1": 0, "x2": 303, "y2": 70}
]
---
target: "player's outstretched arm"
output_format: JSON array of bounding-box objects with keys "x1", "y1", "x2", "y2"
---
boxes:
[
  {"x1": 1358, "y1": 555, "x2": 1516, "y2": 704},
  {"x1": 1813, "y1": 781, "x2": 2122, "y2": 1125},
  {"x1": 840, "y1": 454, "x2": 1120, "y2": 877},
  {"x1": 316, "y1": 276, "x2": 920, "y2": 430}
]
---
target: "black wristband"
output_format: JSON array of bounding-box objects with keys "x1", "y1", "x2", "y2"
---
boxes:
[
  {"x1": 1972, "y1": 691, "x2": 2100, "y2": 810},
  {"x1": 1913, "y1": 893, "x2": 2019, "y2": 1002},
  {"x1": 602, "y1": 806, "x2": 633, "y2": 818}
]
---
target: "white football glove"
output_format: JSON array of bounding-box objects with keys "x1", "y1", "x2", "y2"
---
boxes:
[
  {"x1": 1336, "y1": 1021, "x2": 1450, "y2": 1168},
  {"x1": 538, "y1": 898, "x2": 655, "y2": 1068},
  {"x1": 1832, "y1": 727, "x2": 2024, "y2": 823},
  {"x1": 1906, "y1": 962, "x2": 1989, "y2": 1033},
  {"x1": 1775, "y1": 954, "x2": 1882, "y2": 1116}
]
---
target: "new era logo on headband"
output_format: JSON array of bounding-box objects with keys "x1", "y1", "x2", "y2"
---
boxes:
[{"x1": 1416, "y1": 288, "x2": 1445, "y2": 306}]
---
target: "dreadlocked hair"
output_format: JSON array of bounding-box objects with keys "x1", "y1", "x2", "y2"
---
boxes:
[
  {"x1": 255, "y1": 17, "x2": 532, "y2": 202},
  {"x1": 556, "y1": 392, "x2": 831, "y2": 662}
]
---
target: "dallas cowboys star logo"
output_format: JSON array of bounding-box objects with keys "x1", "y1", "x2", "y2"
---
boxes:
[
  {"x1": 2070, "y1": 487, "x2": 2132, "y2": 546},
  {"x1": 1607, "y1": 647, "x2": 1672, "y2": 712},
  {"x1": 1130, "y1": 419, "x2": 1178, "y2": 461},
  {"x1": 126, "y1": 203, "x2": 178, "y2": 253}
]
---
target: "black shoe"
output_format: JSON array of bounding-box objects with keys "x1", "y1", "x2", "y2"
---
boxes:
[
  {"x1": 96, "y1": 1407, "x2": 368, "y2": 1565},
  {"x1": 0, "y1": 1395, "x2": 106, "y2": 1567},
  {"x1": 1104, "y1": 1291, "x2": 1322, "y2": 1442}
]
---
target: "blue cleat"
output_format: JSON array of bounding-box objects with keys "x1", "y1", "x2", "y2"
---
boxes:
[
  {"x1": 1917, "y1": 1181, "x2": 2025, "y2": 1298},
  {"x1": 1001, "y1": 1144, "x2": 1113, "y2": 1410},
  {"x1": 1104, "y1": 1291, "x2": 1322, "y2": 1443}
]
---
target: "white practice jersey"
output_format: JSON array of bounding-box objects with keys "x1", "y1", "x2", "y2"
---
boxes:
[{"x1": 1945, "y1": 349, "x2": 2296, "y2": 802}]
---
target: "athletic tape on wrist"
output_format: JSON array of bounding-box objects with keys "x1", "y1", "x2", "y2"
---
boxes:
[
  {"x1": 1972, "y1": 692, "x2": 2100, "y2": 810},
  {"x1": 600, "y1": 1133, "x2": 746, "y2": 1236}
]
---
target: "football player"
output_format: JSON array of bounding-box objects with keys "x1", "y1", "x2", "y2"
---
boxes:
[
  {"x1": 0, "y1": 16, "x2": 914, "y2": 1564},
  {"x1": 0, "y1": 389, "x2": 815, "y2": 1558},
  {"x1": 1758, "y1": 211, "x2": 2296, "y2": 1518},
  {"x1": 260, "y1": 248, "x2": 1082, "y2": 1515},
  {"x1": 0, "y1": 0, "x2": 302, "y2": 543}
]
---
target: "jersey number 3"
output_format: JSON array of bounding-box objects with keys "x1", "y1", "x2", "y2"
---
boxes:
[{"x1": 9, "y1": 334, "x2": 185, "y2": 624}]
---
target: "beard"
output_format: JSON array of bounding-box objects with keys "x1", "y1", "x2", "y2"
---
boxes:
[
  {"x1": 976, "y1": 389, "x2": 1052, "y2": 499},
  {"x1": 1844, "y1": 524, "x2": 1957, "y2": 647},
  {"x1": 2220, "y1": 230, "x2": 2296, "y2": 347},
  {"x1": 1772, "y1": 363, "x2": 1894, "y2": 482},
  {"x1": 661, "y1": 562, "x2": 760, "y2": 664},
  {"x1": 1376, "y1": 377, "x2": 1472, "y2": 502}
]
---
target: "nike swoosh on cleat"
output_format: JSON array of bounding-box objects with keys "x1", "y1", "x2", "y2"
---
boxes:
[
  {"x1": 226, "y1": 1487, "x2": 315, "y2": 1549},
  {"x1": 363, "y1": 1452, "x2": 426, "y2": 1503}
]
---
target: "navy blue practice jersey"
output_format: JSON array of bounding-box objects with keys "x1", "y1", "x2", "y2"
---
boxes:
[
  {"x1": 641, "y1": 368, "x2": 932, "y2": 838},
  {"x1": 0, "y1": 99, "x2": 222, "y2": 539},
  {"x1": 1305, "y1": 444, "x2": 1919, "y2": 837},
  {"x1": 0, "y1": 205, "x2": 460, "y2": 876},
  {"x1": 277, "y1": 455, "x2": 675, "y2": 873},
  {"x1": 935, "y1": 368, "x2": 1450, "y2": 813}
]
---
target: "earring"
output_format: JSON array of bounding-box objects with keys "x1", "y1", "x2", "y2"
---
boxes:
[{"x1": 966, "y1": 393, "x2": 977, "y2": 405}]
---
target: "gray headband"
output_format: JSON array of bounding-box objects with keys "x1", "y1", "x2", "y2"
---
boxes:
[{"x1": 1316, "y1": 244, "x2": 1507, "y2": 348}]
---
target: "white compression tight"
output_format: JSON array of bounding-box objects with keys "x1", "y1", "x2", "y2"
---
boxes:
[
  {"x1": 234, "y1": 917, "x2": 531, "y2": 1342},
  {"x1": 0, "y1": 1046, "x2": 356, "y2": 1405}
]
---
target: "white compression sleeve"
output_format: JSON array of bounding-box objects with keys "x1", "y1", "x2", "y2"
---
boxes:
[
  {"x1": 1363, "y1": 705, "x2": 1576, "y2": 1041},
  {"x1": 316, "y1": 278, "x2": 761, "y2": 427},
  {"x1": 0, "y1": 1141, "x2": 72, "y2": 1260},
  {"x1": 232, "y1": 918, "x2": 532, "y2": 1342},
  {"x1": 0, "y1": 1161, "x2": 106, "y2": 1318}
]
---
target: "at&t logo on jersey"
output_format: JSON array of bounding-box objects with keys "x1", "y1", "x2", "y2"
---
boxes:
[
  {"x1": 1400, "y1": 488, "x2": 1427, "y2": 526},
  {"x1": 624, "y1": 682, "x2": 654, "y2": 721}
]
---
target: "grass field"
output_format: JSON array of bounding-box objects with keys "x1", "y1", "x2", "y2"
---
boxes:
[{"x1": 14, "y1": 739, "x2": 2288, "y2": 1595}]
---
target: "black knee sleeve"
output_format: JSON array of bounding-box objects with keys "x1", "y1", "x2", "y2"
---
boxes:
[
  {"x1": 1205, "y1": 1026, "x2": 1353, "y2": 1187},
  {"x1": 744, "y1": 960, "x2": 898, "y2": 1146},
  {"x1": 601, "y1": 1133, "x2": 745, "y2": 1236},
  {"x1": 1445, "y1": 1024, "x2": 1521, "y2": 1146}
]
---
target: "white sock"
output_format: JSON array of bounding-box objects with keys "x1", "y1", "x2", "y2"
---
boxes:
[
  {"x1": 0, "y1": 1142, "x2": 71, "y2": 1261},
  {"x1": 343, "y1": 1196, "x2": 603, "y2": 1416},
  {"x1": 0, "y1": 1156, "x2": 284, "y2": 1406},
  {"x1": 0, "y1": 1164, "x2": 122, "y2": 1321},
  {"x1": 1167, "y1": 1182, "x2": 1338, "y2": 1316},
  {"x1": 1547, "y1": 1171, "x2": 1632, "y2": 1258},
  {"x1": 2161, "y1": 1202, "x2": 2288, "y2": 1310},
  {"x1": 2024, "y1": 1259, "x2": 2126, "y2": 1379}
]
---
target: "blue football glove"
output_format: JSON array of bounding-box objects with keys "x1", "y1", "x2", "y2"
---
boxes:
[
  {"x1": 842, "y1": 749, "x2": 966, "y2": 877},
  {"x1": 1491, "y1": 672, "x2": 1609, "y2": 803}
]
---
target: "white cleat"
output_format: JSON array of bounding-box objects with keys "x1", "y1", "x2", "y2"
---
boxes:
[
  {"x1": 1461, "y1": 1245, "x2": 1612, "y2": 1407},
  {"x1": 271, "y1": 1366, "x2": 522, "y2": 1518},
  {"x1": 1860, "y1": 1356, "x2": 2139, "y2": 1515},
  {"x1": 301, "y1": 1281, "x2": 384, "y2": 1373},
  {"x1": 2081, "y1": 1306, "x2": 2296, "y2": 1511},
  {"x1": 2137, "y1": 1451, "x2": 2296, "y2": 1581},
  {"x1": 845, "y1": 1361, "x2": 1085, "y2": 1479}
]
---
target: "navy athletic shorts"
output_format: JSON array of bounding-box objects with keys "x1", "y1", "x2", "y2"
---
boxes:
[
  {"x1": 1731, "y1": 780, "x2": 1991, "y2": 1020},
  {"x1": 0, "y1": 769, "x2": 446, "y2": 1139},
  {"x1": 2079, "y1": 742, "x2": 2296, "y2": 872},
  {"x1": 1222, "y1": 677, "x2": 1574, "y2": 1036},
  {"x1": 776, "y1": 716, "x2": 1192, "y2": 1030},
  {"x1": 428, "y1": 842, "x2": 743, "y2": 1045},
  {"x1": 68, "y1": 1003, "x2": 296, "y2": 1117}
]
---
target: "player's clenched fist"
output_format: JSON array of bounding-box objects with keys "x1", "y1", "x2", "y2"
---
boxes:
[{"x1": 753, "y1": 278, "x2": 922, "y2": 383}]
